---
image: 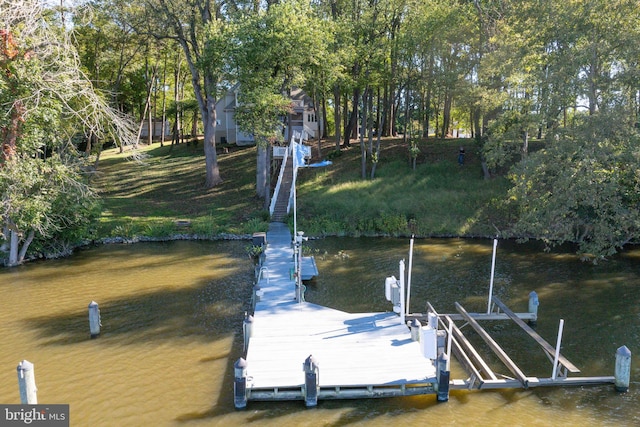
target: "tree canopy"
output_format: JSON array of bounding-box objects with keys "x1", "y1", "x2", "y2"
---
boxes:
[{"x1": 3, "y1": 0, "x2": 640, "y2": 262}]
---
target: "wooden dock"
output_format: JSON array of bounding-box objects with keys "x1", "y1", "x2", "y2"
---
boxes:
[
  {"x1": 233, "y1": 223, "x2": 625, "y2": 408},
  {"x1": 238, "y1": 223, "x2": 438, "y2": 406}
]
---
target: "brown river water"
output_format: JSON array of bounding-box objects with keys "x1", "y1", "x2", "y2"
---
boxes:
[{"x1": 0, "y1": 238, "x2": 638, "y2": 426}]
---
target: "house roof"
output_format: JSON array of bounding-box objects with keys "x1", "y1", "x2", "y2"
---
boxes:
[{"x1": 217, "y1": 84, "x2": 313, "y2": 112}]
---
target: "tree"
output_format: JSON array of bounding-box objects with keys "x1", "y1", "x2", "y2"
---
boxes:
[
  {"x1": 121, "y1": 0, "x2": 226, "y2": 187},
  {"x1": 1, "y1": 0, "x2": 136, "y2": 266},
  {"x1": 507, "y1": 112, "x2": 640, "y2": 261},
  {"x1": 231, "y1": 0, "x2": 327, "y2": 203}
]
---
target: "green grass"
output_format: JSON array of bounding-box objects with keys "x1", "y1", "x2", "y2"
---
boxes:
[
  {"x1": 93, "y1": 142, "x2": 267, "y2": 238},
  {"x1": 296, "y1": 138, "x2": 512, "y2": 237},
  {"x1": 92, "y1": 137, "x2": 513, "y2": 239}
]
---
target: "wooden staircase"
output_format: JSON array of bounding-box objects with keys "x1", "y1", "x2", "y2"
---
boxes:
[{"x1": 271, "y1": 155, "x2": 294, "y2": 222}]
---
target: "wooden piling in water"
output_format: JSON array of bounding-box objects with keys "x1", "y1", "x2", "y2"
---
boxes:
[
  {"x1": 436, "y1": 353, "x2": 450, "y2": 402},
  {"x1": 528, "y1": 291, "x2": 539, "y2": 327},
  {"x1": 303, "y1": 355, "x2": 319, "y2": 407},
  {"x1": 88, "y1": 301, "x2": 101, "y2": 338},
  {"x1": 615, "y1": 346, "x2": 631, "y2": 392},
  {"x1": 234, "y1": 358, "x2": 248, "y2": 409},
  {"x1": 17, "y1": 360, "x2": 37, "y2": 404}
]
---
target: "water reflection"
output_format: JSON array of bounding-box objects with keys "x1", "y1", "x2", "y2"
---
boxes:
[{"x1": 0, "y1": 238, "x2": 638, "y2": 426}]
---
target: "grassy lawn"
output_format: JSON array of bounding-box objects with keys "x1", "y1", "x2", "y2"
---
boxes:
[
  {"x1": 92, "y1": 137, "x2": 513, "y2": 239},
  {"x1": 93, "y1": 142, "x2": 267, "y2": 238},
  {"x1": 296, "y1": 138, "x2": 512, "y2": 237}
]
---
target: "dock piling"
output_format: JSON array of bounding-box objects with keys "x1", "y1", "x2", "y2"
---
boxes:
[
  {"x1": 303, "y1": 355, "x2": 319, "y2": 407},
  {"x1": 17, "y1": 360, "x2": 37, "y2": 404},
  {"x1": 528, "y1": 291, "x2": 539, "y2": 327},
  {"x1": 234, "y1": 358, "x2": 248, "y2": 409},
  {"x1": 615, "y1": 345, "x2": 631, "y2": 392},
  {"x1": 410, "y1": 319, "x2": 421, "y2": 341},
  {"x1": 88, "y1": 301, "x2": 101, "y2": 338},
  {"x1": 436, "y1": 353, "x2": 450, "y2": 402}
]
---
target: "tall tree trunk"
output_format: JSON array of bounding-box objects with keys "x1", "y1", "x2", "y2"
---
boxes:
[
  {"x1": 333, "y1": 85, "x2": 341, "y2": 151},
  {"x1": 345, "y1": 87, "x2": 360, "y2": 146},
  {"x1": 256, "y1": 143, "x2": 268, "y2": 198},
  {"x1": 441, "y1": 90, "x2": 452, "y2": 138},
  {"x1": 174, "y1": 16, "x2": 222, "y2": 188},
  {"x1": 359, "y1": 87, "x2": 368, "y2": 179},
  {"x1": 588, "y1": 46, "x2": 599, "y2": 116},
  {"x1": 402, "y1": 87, "x2": 409, "y2": 145},
  {"x1": 342, "y1": 96, "x2": 349, "y2": 147},
  {"x1": 160, "y1": 53, "x2": 168, "y2": 147},
  {"x1": 321, "y1": 93, "x2": 328, "y2": 139},
  {"x1": 8, "y1": 229, "x2": 19, "y2": 267},
  {"x1": 202, "y1": 93, "x2": 222, "y2": 188},
  {"x1": 521, "y1": 129, "x2": 529, "y2": 160}
]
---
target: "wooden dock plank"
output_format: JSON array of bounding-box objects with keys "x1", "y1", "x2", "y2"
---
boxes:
[{"x1": 491, "y1": 296, "x2": 581, "y2": 374}]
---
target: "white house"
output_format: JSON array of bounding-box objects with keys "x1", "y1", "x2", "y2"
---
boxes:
[{"x1": 214, "y1": 85, "x2": 318, "y2": 146}]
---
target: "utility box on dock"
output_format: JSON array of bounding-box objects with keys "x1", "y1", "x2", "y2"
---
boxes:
[
  {"x1": 385, "y1": 276, "x2": 401, "y2": 313},
  {"x1": 420, "y1": 326, "x2": 438, "y2": 360}
]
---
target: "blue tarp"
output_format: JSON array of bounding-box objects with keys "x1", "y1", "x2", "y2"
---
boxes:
[{"x1": 305, "y1": 160, "x2": 333, "y2": 168}]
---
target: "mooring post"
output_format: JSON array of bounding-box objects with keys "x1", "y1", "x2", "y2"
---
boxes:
[
  {"x1": 17, "y1": 360, "x2": 37, "y2": 404},
  {"x1": 234, "y1": 358, "x2": 248, "y2": 409},
  {"x1": 303, "y1": 355, "x2": 319, "y2": 407},
  {"x1": 243, "y1": 314, "x2": 254, "y2": 353},
  {"x1": 88, "y1": 301, "x2": 101, "y2": 338},
  {"x1": 615, "y1": 345, "x2": 631, "y2": 392},
  {"x1": 437, "y1": 330, "x2": 447, "y2": 356},
  {"x1": 427, "y1": 311, "x2": 438, "y2": 330},
  {"x1": 528, "y1": 291, "x2": 539, "y2": 327},
  {"x1": 436, "y1": 353, "x2": 450, "y2": 402},
  {"x1": 410, "y1": 319, "x2": 421, "y2": 342}
]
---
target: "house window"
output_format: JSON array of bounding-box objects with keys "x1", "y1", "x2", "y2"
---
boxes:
[{"x1": 307, "y1": 113, "x2": 316, "y2": 123}]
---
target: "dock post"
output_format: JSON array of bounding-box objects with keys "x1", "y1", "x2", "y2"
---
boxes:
[
  {"x1": 436, "y1": 353, "x2": 450, "y2": 402},
  {"x1": 427, "y1": 311, "x2": 438, "y2": 330},
  {"x1": 88, "y1": 301, "x2": 101, "y2": 338},
  {"x1": 410, "y1": 319, "x2": 421, "y2": 341},
  {"x1": 436, "y1": 330, "x2": 447, "y2": 356},
  {"x1": 243, "y1": 314, "x2": 254, "y2": 353},
  {"x1": 303, "y1": 355, "x2": 319, "y2": 407},
  {"x1": 528, "y1": 291, "x2": 539, "y2": 327},
  {"x1": 615, "y1": 345, "x2": 631, "y2": 392},
  {"x1": 234, "y1": 358, "x2": 248, "y2": 409},
  {"x1": 17, "y1": 360, "x2": 37, "y2": 404}
]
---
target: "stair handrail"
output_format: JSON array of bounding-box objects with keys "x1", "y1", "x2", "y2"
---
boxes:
[
  {"x1": 287, "y1": 134, "x2": 302, "y2": 214},
  {"x1": 269, "y1": 144, "x2": 291, "y2": 216}
]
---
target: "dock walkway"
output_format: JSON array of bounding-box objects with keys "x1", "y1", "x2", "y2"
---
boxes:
[{"x1": 243, "y1": 222, "x2": 437, "y2": 403}]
